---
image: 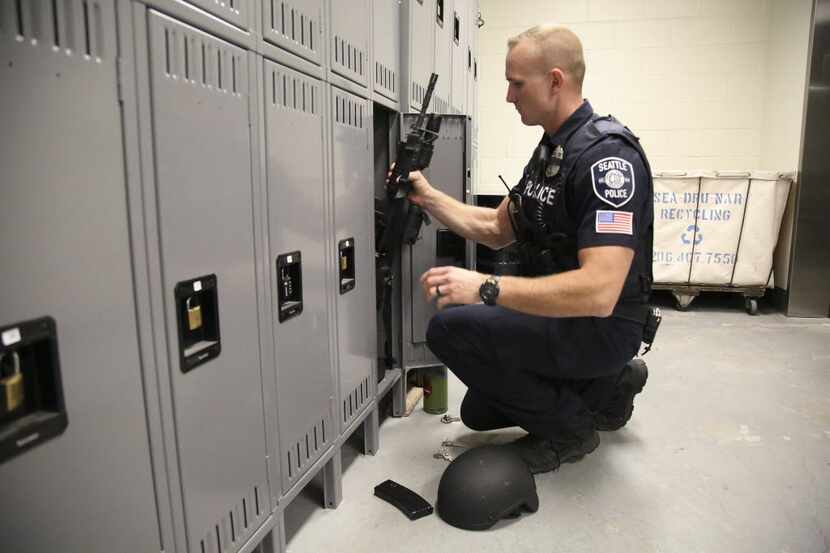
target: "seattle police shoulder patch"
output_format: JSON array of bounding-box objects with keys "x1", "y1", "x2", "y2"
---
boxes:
[{"x1": 591, "y1": 156, "x2": 635, "y2": 208}]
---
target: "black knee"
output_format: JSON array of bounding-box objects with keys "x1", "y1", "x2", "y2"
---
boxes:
[
  {"x1": 460, "y1": 391, "x2": 513, "y2": 431},
  {"x1": 459, "y1": 396, "x2": 485, "y2": 431},
  {"x1": 460, "y1": 404, "x2": 494, "y2": 431}
]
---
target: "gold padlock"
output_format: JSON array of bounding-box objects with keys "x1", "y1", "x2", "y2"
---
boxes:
[
  {"x1": 0, "y1": 351, "x2": 24, "y2": 415},
  {"x1": 186, "y1": 296, "x2": 203, "y2": 331}
]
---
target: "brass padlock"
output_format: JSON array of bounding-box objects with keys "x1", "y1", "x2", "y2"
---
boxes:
[
  {"x1": 0, "y1": 351, "x2": 24, "y2": 416},
  {"x1": 186, "y1": 296, "x2": 203, "y2": 331}
]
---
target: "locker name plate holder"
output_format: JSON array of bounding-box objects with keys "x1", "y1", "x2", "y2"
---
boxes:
[{"x1": 175, "y1": 275, "x2": 221, "y2": 373}]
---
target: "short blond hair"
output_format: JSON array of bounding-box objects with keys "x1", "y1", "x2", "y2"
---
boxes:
[{"x1": 507, "y1": 25, "x2": 585, "y2": 89}]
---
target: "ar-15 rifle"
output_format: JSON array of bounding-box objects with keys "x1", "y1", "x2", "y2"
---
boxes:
[
  {"x1": 377, "y1": 73, "x2": 442, "y2": 370},
  {"x1": 382, "y1": 73, "x2": 442, "y2": 251}
]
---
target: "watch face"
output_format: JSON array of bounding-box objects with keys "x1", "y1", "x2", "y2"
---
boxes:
[{"x1": 480, "y1": 278, "x2": 499, "y2": 305}]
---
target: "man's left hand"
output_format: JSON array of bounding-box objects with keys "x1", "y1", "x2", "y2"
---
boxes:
[{"x1": 421, "y1": 266, "x2": 488, "y2": 309}]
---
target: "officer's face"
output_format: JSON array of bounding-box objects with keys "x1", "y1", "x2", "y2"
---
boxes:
[{"x1": 505, "y1": 41, "x2": 554, "y2": 127}]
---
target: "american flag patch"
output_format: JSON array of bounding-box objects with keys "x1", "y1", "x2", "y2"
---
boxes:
[{"x1": 595, "y1": 210, "x2": 633, "y2": 235}]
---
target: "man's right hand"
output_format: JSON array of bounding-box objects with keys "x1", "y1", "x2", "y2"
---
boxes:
[
  {"x1": 405, "y1": 170, "x2": 432, "y2": 207},
  {"x1": 388, "y1": 163, "x2": 433, "y2": 207}
]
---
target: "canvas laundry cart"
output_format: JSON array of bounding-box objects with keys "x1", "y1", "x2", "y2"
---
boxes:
[{"x1": 651, "y1": 171, "x2": 793, "y2": 314}]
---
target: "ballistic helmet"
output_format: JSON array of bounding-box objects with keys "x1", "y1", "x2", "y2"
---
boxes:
[{"x1": 436, "y1": 445, "x2": 538, "y2": 530}]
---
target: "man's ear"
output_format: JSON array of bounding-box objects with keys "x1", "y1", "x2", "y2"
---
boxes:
[{"x1": 549, "y1": 68, "x2": 564, "y2": 93}]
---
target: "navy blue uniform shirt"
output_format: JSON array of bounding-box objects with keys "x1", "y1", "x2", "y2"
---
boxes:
[{"x1": 512, "y1": 100, "x2": 652, "y2": 298}]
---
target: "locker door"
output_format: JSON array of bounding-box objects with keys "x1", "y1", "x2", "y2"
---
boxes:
[
  {"x1": 404, "y1": 0, "x2": 435, "y2": 111},
  {"x1": 450, "y1": 0, "x2": 467, "y2": 114},
  {"x1": 330, "y1": 0, "x2": 370, "y2": 88},
  {"x1": 262, "y1": 0, "x2": 323, "y2": 66},
  {"x1": 0, "y1": 2, "x2": 160, "y2": 552},
  {"x1": 146, "y1": 11, "x2": 269, "y2": 553},
  {"x1": 432, "y1": 0, "x2": 452, "y2": 113},
  {"x1": 404, "y1": 117, "x2": 467, "y2": 361},
  {"x1": 331, "y1": 86, "x2": 376, "y2": 431},
  {"x1": 471, "y1": 0, "x2": 479, "y2": 139},
  {"x1": 263, "y1": 60, "x2": 336, "y2": 493},
  {"x1": 465, "y1": 0, "x2": 478, "y2": 118},
  {"x1": 372, "y1": 0, "x2": 400, "y2": 102}
]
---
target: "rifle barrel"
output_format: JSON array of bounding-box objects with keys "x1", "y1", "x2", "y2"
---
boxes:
[{"x1": 412, "y1": 73, "x2": 439, "y2": 130}]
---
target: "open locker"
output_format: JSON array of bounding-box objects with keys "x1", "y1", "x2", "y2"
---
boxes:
[{"x1": 399, "y1": 115, "x2": 471, "y2": 373}]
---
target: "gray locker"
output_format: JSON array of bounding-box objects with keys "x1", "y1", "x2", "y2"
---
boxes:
[
  {"x1": 464, "y1": 0, "x2": 474, "y2": 117},
  {"x1": 263, "y1": 0, "x2": 323, "y2": 66},
  {"x1": 0, "y1": 1, "x2": 161, "y2": 551},
  {"x1": 262, "y1": 59, "x2": 336, "y2": 493},
  {"x1": 432, "y1": 0, "x2": 452, "y2": 113},
  {"x1": 472, "y1": 51, "x2": 479, "y2": 143},
  {"x1": 402, "y1": 0, "x2": 435, "y2": 111},
  {"x1": 330, "y1": 85, "x2": 377, "y2": 432},
  {"x1": 330, "y1": 0, "x2": 370, "y2": 88},
  {"x1": 144, "y1": 11, "x2": 269, "y2": 553},
  {"x1": 449, "y1": 0, "x2": 467, "y2": 114},
  {"x1": 465, "y1": 0, "x2": 478, "y2": 119},
  {"x1": 182, "y1": 0, "x2": 252, "y2": 30},
  {"x1": 469, "y1": 0, "x2": 479, "y2": 136},
  {"x1": 401, "y1": 116, "x2": 470, "y2": 368},
  {"x1": 372, "y1": 0, "x2": 400, "y2": 102}
]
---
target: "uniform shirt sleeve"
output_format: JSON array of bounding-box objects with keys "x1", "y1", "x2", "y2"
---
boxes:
[{"x1": 568, "y1": 136, "x2": 651, "y2": 251}]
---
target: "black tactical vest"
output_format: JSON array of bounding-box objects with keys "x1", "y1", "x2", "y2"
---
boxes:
[{"x1": 510, "y1": 114, "x2": 654, "y2": 316}]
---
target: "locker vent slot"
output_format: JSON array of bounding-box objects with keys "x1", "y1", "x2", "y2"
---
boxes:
[
  {"x1": 267, "y1": 65, "x2": 319, "y2": 116},
  {"x1": 286, "y1": 418, "x2": 329, "y2": 483},
  {"x1": 343, "y1": 377, "x2": 371, "y2": 424},
  {"x1": 334, "y1": 91, "x2": 364, "y2": 130},
  {"x1": 159, "y1": 21, "x2": 244, "y2": 98},
  {"x1": 267, "y1": 1, "x2": 317, "y2": 57},
  {"x1": 1, "y1": 0, "x2": 104, "y2": 60},
  {"x1": 374, "y1": 61, "x2": 396, "y2": 94},
  {"x1": 199, "y1": 487, "x2": 262, "y2": 553},
  {"x1": 412, "y1": 82, "x2": 426, "y2": 106},
  {"x1": 333, "y1": 34, "x2": 365, "y2": 78}
]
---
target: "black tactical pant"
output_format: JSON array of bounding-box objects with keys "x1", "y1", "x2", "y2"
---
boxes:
[{"x1": 426, "y1": 304, "x2": 643, "y2": 439}]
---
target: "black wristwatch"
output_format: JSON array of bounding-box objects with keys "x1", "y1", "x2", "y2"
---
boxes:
[{"x1": 479, "y1": 275, "x2": 500, "y2": 306}]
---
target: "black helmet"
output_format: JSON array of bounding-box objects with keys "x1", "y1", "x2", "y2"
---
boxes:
[{"x1": 436, "y1": 445, "x2": 538, "y2": 530}]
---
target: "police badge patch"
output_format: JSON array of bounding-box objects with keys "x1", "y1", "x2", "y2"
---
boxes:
[{"x1": 591, "y1": 156, "x2": 635, "y2": 208}]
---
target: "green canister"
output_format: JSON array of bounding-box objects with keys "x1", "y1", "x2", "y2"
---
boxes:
[{"x1": 422, "y1": 365, "x2": 448, "y2": 414}]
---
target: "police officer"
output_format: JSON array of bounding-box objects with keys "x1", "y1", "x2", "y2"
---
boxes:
[{"x1": 405, "y1": 25, "x2": 653, "y2": 474}]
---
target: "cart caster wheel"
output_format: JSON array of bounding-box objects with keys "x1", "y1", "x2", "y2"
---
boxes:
[
  {"x1": 745, "y1": 298, "x2": 759, "y2": 316},
  {"x1": 674, "y1": 293, "x2": 695, "y2": 311}
]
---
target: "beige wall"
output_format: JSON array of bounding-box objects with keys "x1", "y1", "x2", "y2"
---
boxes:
[
  {"x1": 476, "y1": 0, "x2": 811, "y2": 193},
  {"x1": 476, "y1": 0, "x2": 812, "y2": 288}
]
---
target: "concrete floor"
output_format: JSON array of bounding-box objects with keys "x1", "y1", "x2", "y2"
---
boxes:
[{"x1": 284, "y1": 293, "x2": 830, "y2": 553}]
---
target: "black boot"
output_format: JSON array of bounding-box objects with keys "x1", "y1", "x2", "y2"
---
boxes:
[
  {"x1": 593, "y1": 359, "x2": 648, "y2": 431},
  {"x1": 504, "y1": 430, "x2": 600, "y2": 475}
]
